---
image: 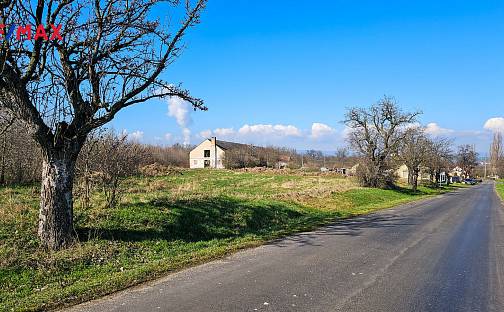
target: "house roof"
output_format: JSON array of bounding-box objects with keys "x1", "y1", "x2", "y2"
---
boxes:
[
  {"x1": 278, "y1": 155, "x2": 291, "y2": 162},
  {"x1": 214, "y1": 139, "x2": 252, "y2": 150}
]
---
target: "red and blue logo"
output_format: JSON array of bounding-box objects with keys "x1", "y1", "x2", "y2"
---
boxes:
[{"x1": 0, "y1": 24, "x2": 63, "y2": 41}]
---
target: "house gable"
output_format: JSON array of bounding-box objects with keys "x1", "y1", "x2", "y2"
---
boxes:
[{"x1": 189, "y1": 139, "x2": 226, "y2": 169}]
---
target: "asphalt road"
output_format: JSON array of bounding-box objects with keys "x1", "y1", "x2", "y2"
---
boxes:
[{"x1": 67, "y1": 182, "x2": 504, "y2": 312}]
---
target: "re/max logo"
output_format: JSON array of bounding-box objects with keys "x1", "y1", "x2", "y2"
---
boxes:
[{"x1": 0, "y1": 24, "x2": 63, "y2": 41}]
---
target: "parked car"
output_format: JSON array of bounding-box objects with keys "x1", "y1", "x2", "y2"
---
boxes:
[
  {"x1": 451, "y1": 176, "x2": 462, "y2": 183},
  {"x1": 463, "y1": 178, "x2": 477, "y2": 185}
]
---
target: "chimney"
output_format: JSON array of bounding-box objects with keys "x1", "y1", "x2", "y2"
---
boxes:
[{"x1": 212, "y1": 137, "x2": 218, "y2": 168}]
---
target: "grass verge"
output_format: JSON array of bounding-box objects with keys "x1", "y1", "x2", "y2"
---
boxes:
[
  {"x1": 0, "y1": 170, "x2": 465, "y2": 311},
  {"x1": 495, "y1": 179, "x2": 504, "y2": 200}
]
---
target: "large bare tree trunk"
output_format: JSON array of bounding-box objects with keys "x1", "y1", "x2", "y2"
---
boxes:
[
  {"x1": 38, "y1": 149, "x2": 79, "y2": 250},
  {"x1": 412, "y1": 173, "x2": 418, "y2": 192}
]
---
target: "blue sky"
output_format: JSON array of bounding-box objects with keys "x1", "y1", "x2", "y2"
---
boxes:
[{"x1": 111, "y1": 0, "x2": 504, "y2": 155}]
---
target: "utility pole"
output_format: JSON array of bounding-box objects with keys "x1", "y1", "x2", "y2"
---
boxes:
[{"x1": 484, "y1": 158, "x2": 490, "y2": 179}]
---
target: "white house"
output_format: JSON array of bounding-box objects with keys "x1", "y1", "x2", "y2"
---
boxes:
[
  {"x1": 450, "y1": 166, "x2": 464, "y2": 178},
  {"x1": 189, "y1": 137, "x2": 252, "y2": 169},
  {"x1": 396, "y1": 164, "x2": 410, "y2": 180},
  {"x1": 189, "y1": 137, "x2": 223, "y2": 169},
  {"x1": 395, "y1": 164, "x2": 444, "y2": 183}
]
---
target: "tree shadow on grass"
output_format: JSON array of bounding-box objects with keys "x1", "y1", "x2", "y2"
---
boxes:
[
  {"x1": 389, "y1": 186, "x2": 430, "y2": 196},
  {"x1": 389, "y1": 184, "x2": 463, "y2": 196},
  {"x1": 76, "y1": 184, "x2": 454, "y2": 245},
  {"x1": 75, "y1": 197, "x2": 318, "y2": 243}
]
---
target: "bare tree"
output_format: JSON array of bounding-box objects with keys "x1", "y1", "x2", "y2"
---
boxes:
[
  {"x1": 0, "y1": 0, "x2": 207, "y2": 249},
  {"x1": 142, "y1": 143, "x2": 193, "y2": 168},
  {"x1": 398, "y1": 127, "x2": 431, "y2": 192},
  {"x1": 344, "y1": 96, "x2": 421, "y2": 188},
  {"x1": 93, "y1": 130, "x2": 145, "y2": 208},
  {"x1": 424, "y1": 136, "x2": 454, "y2": 185},
  {"x1": 335, "y1": 147, "x2": 348, "y2": 160},
  {"x1": 457, "y1": 145, "x2": 478, "y2": 178},
  {"x1": 306, "y1": 150, "x2": 324, "y2": 160},
  {"x1": 490, "y1": 132, "x2": 504, "y2": 177},
  {"x1": 223, "y1": 146, "x2": 266, "y2": 169}
]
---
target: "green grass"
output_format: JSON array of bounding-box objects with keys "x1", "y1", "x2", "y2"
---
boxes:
[
  {"x1": 0, "y1": 170, "x2": 465, "y2": 311},
  {"x1": 495, "y1": 179, "x2": 504, "y2": 200}
]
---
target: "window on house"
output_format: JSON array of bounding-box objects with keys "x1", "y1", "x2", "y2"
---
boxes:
[
  {"x1": 204, "y1": 150, "x2": 210, "y2": 157},
  {"x1": 193, "y1": 160, "x2": 198, "y2": 165}
]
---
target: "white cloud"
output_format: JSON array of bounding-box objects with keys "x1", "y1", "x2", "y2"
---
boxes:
[
  {"x1": 403, "y1": 122, "x2": 422, "y2": 130},
  {"x1": 424, "y1": 123, "x2": 454, "y2": 137},
  {"x1": 129, "y1": 130, "x2": 144, "y2": 141},
  {"x1": 194, "y1": 123, "x2": 346, "y2": 150},
  {"x1": 310, "y1": 123, "x2": 335, "y2": 139},
  {"x1": 167, "y1": 96, "x2": 191, "y2": 127},
  {"x1": 164, "y1": 133, "x2": 173, "y2": 141},
  {"x1": 341, "y1": 126, "x2": 353, "y2": 139},
  {"x1": 167, "y1": 96, "x2": 192, "y2": 146},
  {"x1": 182, "y1": 128, "x2": 191, "y2": 145},
  {"x1": 484, "y1": 117, "x2": 504, "y2": 133},
  {"x1": 214, "y1": 128, "x2": 235, "y2": 137},
  {"x1": 199, "y1": 129, "x2": 212, "y2": 138},
  {"x1": 186, "y1": 120, "x2": 496, "y2": 154},
  {"x1": 238, "y1": 124, "x2": 301, "y2": 137}
]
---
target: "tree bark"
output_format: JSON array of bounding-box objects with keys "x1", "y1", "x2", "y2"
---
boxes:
[
  {"x1": 0, "y1": 136, "x2": 6, "y2": 185},
  {"x1": 412, "y1": 170, "x2": 419, "y2": 192},
  {"x1": 38, "y1": 150, "x2": 79, "y2": 250}
]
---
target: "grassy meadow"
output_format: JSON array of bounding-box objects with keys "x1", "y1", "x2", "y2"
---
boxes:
[{"x1": 0, "y1": 169, "x2": 463, "y2": 311}]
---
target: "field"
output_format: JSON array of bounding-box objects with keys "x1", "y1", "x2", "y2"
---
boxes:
[{"x1": 0, "y1": 169, "x2": 463, "y2": 311}]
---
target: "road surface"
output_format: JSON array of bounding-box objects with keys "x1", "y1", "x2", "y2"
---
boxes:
[{"x1": 67, "y1": 182, "x2": 504, "y2": 312}]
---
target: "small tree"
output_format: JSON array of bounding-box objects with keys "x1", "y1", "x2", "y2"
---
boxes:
[
  {"x1": 490, "y1": 132, "x2": 504, "y2": 177},
  {"x1": 344, "y1": 96, "x2": 420, "y2": 188},
  {"x1": 96, "y1": 131, "x2": 145, "y2": 208},
  {"x1": 398, "y1": 127, "x2": 431, "y2": 192},
  {"x1": 0, "y1": 0, "x2": 207, "y2": 249},
  {"x1": 335, "y1": 147, "x2": 348, "y2": 161},
  {"x1": 75, "y1": 129, "x2": 146, "y2": 209},
  {"x1": 457, "y1": 145, "x2": 479, "y2": 178},
  {"x1": 424, "y1": 137, "x2": 453, "y2": 185}
]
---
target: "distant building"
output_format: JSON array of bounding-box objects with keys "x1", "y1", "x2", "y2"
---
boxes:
[
  {"x1": 190, "y1": 137, "x2": 281, "y2": 169},
  {"x1": 190, "y1": 137, "x2": 250, "y2": 169},
  {"x1": 335, "y1": 168, "x2": 347, "y2": 175},
  {"x1": 450, "y1": 166, "x2": 464, "y2": 178},
  {"x1": 397, "y1": 164, "x2": 410, "y2": 180},
  {"x1": 395, "y1": 164, "x2": 443, "y2": 183},
  {"x1": 276, "y1": 155, "x2": 291, "y2": 169}
]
